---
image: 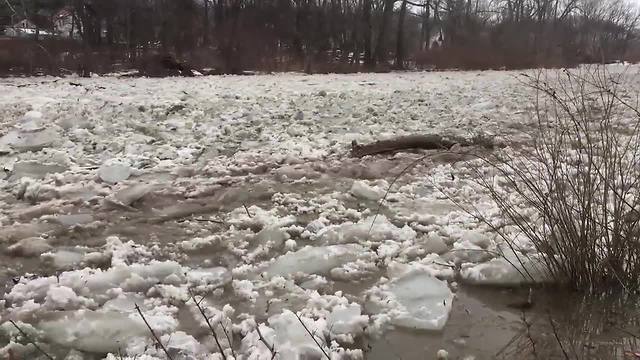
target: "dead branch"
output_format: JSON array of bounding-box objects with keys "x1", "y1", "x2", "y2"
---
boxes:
[
  {"x1": 351, "y1": 134, "x2": 457, "y2": 157},
  {"x1": 350, "y1": 131, "x2": 496, "y2": 158},
  {"x1": 293, "y1": 312, "x2": 330, "y2": 360},
  {"x1": 255, "y1": 324, "x2": 277, "y2": 360},
  {"x1": 135, "y1": 304, "x2": 174, "y2": 360},
  {"x1": 547, "y1": 313, "x2": 570, "y2": 360},
  {"x1": 521, "y1": 310, "x2": 538, "y2": 358},
  {"x1": 188, "y1": 290, "x2": 227, "y2": 360},
  {"x1": 219, "y1": 321, "x2": 236, "y2": 359},
  {"x1": 243, "y1": 204, "x2": 253, "y2": 218},
  {"x1": 8, "y1": 320, "x2": 54, "y2": 360}
]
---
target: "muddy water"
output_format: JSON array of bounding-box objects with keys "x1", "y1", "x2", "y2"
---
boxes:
[{"x1": 366, "y1": 286, "x2": 640, "y2": 360}]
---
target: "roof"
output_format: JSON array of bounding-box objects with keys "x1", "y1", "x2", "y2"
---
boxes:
[{"x1": 12, "y1": 15, "x2": 54, "y2": 31}]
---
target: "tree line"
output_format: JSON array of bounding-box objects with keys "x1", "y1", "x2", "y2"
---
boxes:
[{"x1": 1, "y1": 0, "x2": 639, "y2": 75}]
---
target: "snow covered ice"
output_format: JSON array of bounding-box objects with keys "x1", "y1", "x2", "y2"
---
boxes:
[{"x1": 0, "y1": 68, "x2": 607, "y2": 359}]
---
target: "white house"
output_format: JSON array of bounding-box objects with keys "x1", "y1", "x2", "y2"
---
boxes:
[{"x1": 4, "y1": 18, "x2": 54, "y2": 38}]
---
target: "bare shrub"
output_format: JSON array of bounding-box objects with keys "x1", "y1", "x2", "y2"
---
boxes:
[
  {"x1": 476, "y1": 66, "x2": 640, "y2": 291},
  {"x1": 414, "y1": 44, "x2": 579, "y2": 71}
]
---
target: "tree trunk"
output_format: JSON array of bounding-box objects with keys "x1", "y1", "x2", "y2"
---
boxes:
[
  {"x1": 203, "y1": 0, "x2": 210, "y2": 45},
  {"x1": 363, "y1": 0, "x2": 374, "y2": 68},
  {"x1": 73, "y1": 0, "x2": 92, "y2": 77},
  {"x1": 395, "y1": 0, "x2": 408, "y2": 69},
  {"x1": 421, "y1": 0, "x2": 431, "y2": 50},
  {"x1": 375, "y1": 0, "x2": 395, "y2": 64}
]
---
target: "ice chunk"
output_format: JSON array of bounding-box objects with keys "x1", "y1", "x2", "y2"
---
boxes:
[
  {"x1": 418, "y1": 233, "x2": 450, "y2": 255},
  {"x1": 161, "y1": 331, "x2": 205, "y2": 357},
  {"x1": 305, "y1": 217, "x2": 328, "y2": 234},
  {"x1": 367, "y1": 271, "x2": 454, "y2": 330},
  {"x1": 0, "y1": 128, "x2": 59, "y2": 153},
  {"x1": 264, "y1": 244, "x2": 365, "y2": 277},
  {"x1": 38, "y1": 310, "x2": 148, "y2": 353},
  {"x1": 349, "y1": 180, "x2": 387, "y2": 201},
  {"x1": 98, "y1": 160, "x2": 132, "y2": 184},
  {"x1": 269, "y1": 310, "x2": 327, "y2": 359},
  {"x1": 41, "y1": 250, "x2": 85, "y2": 270},
  {"x1": 256, "y1": 227, "x2": 290, "y2": 249},
  {"x1": 437, "y1": 349, "x2": 450, "y2": 359},
  {"x1": 460, "y1": 252, "x2": 550, "y2": 286},
  {"x1": 186, "y1": 267, "x2": 231, "y2": 288},
  {"x1": 460, "y1": 230, "x2": 492, "y2": 249},
  {"x1": 44, "y1": 285, "x2": 89, "y2": 309},
  {"x1": 18, "y1": 111, "x2": 46, "y2": 131},
  {"x1": 327, "y1": 303, "x2": 368, "y2": 336},
  {"x1": 10, "y1": 161, "x2": 67, "y2": 180},
  {"x1": 6, "y1": 237, "x2": 52, "y2": 257},
  {"x1": 114, "y1": 184, "x2": 154, "y2": 206}
]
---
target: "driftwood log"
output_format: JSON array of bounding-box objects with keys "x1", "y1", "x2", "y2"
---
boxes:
[{"x1": 350, "y1": 134, "x2": 468, "y2": 158}]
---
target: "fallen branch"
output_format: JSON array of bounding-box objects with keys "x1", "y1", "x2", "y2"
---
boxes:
[
  {"x1": 351, "y1": 132, "x2": 499, "y2": 158},
  {"x1": 351, "y1": 134, "x2": 455, "y2": 157}
]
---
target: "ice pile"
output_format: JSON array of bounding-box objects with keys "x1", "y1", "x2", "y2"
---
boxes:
[
  {"x1": 241, "y1": 293, "x2": 368, "y2": 360},
  {"x1": 317, "y1": 215, "x2": 417, "y2": 244}
]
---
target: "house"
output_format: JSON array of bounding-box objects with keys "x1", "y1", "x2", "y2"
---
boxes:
[{"x1": 4, "y1": 16, "x2": 54, "y2": 38}]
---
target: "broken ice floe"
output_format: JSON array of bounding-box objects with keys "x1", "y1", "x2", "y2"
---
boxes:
[{"x1": 366, "y1": 270, "x2": 454, "y2": 331}]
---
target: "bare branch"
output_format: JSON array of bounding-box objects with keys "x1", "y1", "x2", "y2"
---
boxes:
[{"x1": 135, "y1": 304, "x2": 174, "y2": 360}]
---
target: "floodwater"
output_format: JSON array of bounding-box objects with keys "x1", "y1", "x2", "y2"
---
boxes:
[
  {"x1": 2, "y1": 156, "x2": 640, "y2": 360},
  {"x1": 366, "y1": 286, "x2": 640, "y2": 360}
]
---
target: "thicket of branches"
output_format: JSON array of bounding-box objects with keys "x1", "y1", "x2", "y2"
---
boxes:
[
  {"x1": 475, "y1": 67, "x2": 640, "y2": 292},
  {"x1": 1, "y1": 0, "x2": 640, "y2": 75}
]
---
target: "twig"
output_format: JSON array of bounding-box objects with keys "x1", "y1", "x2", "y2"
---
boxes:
[
  {"x1": 135, "y1": 303, "x2": 174, "y2": 360},
  {"x1": 255, "y1": 324, "x2": 278, "y2": 360},
  {"x1": 367, "y1": 153, "x2": 434, "y2": 239},
  {"x1": 243, "y1": 203, "x2": 252, "y2": 218},
  {"x1": 293, "y1": 312, "x2": 330, "y2": 360},
  {"x1": 8, "y1": 320, "x2": 54, "y2": 360},
  {"x1": 219, "y1": 321, "x2": 237, "y2": 359},
  {"x1": 190, "y1": 217, "x2": 225, "y2": 224},
  {"x1": 547, "y1": 313, "x2": 570, "y2": 360},
  {"x1": 188, "y1": 290, "x2": 227, "y2": 360},
  {"x1": 521, "y1": 310, "x2": 538, "y2": 358}
]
